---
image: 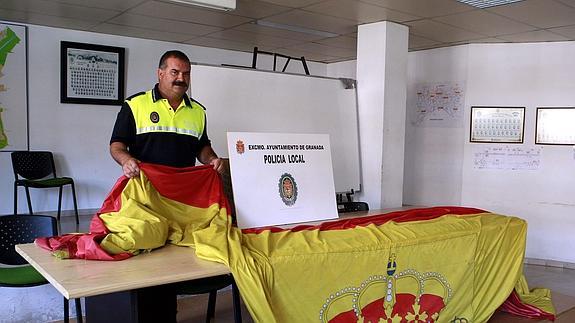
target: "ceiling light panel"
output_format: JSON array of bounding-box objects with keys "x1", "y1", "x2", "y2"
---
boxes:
[{"x1": 456, "y1": 0, "x2": 525, "y2": 9}]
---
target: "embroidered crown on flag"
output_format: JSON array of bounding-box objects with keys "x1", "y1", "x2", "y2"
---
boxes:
[{"x1": 320, "y1": 254, "x2": 452, "y2": 323}]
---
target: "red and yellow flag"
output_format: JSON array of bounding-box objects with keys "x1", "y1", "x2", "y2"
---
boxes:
[
  {"x1": 36, "y1": 163, "x2": 231, "y2": 260},
  {"x1": 36, "y1": 164, "x2": 554, "y2": 322}
]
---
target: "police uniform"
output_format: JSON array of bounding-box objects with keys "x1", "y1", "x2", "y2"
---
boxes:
[
  {"x1": 110, "y1": 84, "x2": 212, "y2": 322},
  {"x1": 111, "y1": 84, "x2": 211, "y2": 167}
]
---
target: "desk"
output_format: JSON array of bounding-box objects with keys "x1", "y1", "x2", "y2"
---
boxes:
[{"x1": 16, "y1": 243, "x2": 230, "y2": 322}]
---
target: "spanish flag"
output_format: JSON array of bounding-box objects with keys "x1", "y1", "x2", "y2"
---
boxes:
[
  {"x1": 196, "y1": 206, "x2": 556, "y2": 322},
  {"x1": 37, "y1": 164, "x2": 555, "y2": 322},
  {"x1": 36, "y1": 163, "x2": 232, "y2": 260}
]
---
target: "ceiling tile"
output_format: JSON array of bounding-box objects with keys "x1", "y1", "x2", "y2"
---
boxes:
[
  {"x1": 556, "y1": 0, "x2": 575, "y2": 8},
  {"x1": 549, "y1": 24, "x2": 575, "y2": 39},
  {"x1": 406, "y1": 19, "x2": 485, "y2": 43},
  {"x1": 361, "y1": 0, "x2": 473, "y2": 18},
  {"x1": 303, "y1": 0, "x2": 418, "y2": 24},
  {"x1": 54, "y1": 0, "x2": 147, "y2": 11},
  {"x1": 467, "y1": 37, "x2": 508, "y2": 44},
  {"x1": 497, "y1": 30, "x2": 569, "y2": 42},
  {"x1": 0, "y1": 7, "x2": 97, "y2": 29},
  {"x1": 0, "y1": 0, "x2": 120, "y2": 22},
  {"x1": 206, "y1": 29, "x2": 304, "y2": 47},
  {"x1": 315, "y1": 35, "x2": 357, "y2": 49},
  {"x1": 108, "y1": 13, "x2": 223, "y2": 36},
  {"x1": 284, "y1": 41, "x2": 356, "y2": 57},
  {"x1": 444, "y1": 37, "x2": 508, "y2": 48},
  {"x1": 434, "y1": 9, "x2": 536, "y2": 37},
  {"x1": 263, "y1": 9, "x2": 357, "y2": 35},
  {"x1": 408, "y1": 34, "x2": 441, "y2": 49},
  {"x1": 91, "y1": 23, "x2": 195, "y2": 42},
  {"x1": 184, "y1": 36, "x2": 261, "y2": 52},
  {"x1": 278, "y1": 48, "x2": 342, "y2": 63},
  {"x1": 129, "y1": 1, "x2": 251, "y2": 28},
  {"x1": 231, "y1": 0, "x2": 292, "y2": 18},
  {"x1": 488, "y1": 0, "x2": 575, "y2": 29},
  {"x1": 234, "y1": 22, "x2": 325, "y2": 41},
  {"x1": 258, "y1": 0, "x2": 324, "y2": 8}
]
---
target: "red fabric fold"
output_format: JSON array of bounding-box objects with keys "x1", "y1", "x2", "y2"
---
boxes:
[
  {"x1": 241, "y1": 206, "x2": 486, "y2": 234},
  {"x1": 499, "y1": 290, "x2": 556, "y2": 321},
  {"x1": 35, "y1": 163, "x2": 228, "y2": 261}
]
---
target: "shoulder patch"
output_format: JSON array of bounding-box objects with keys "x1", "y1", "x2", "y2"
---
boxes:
[
  {"x1": 191, "y1": 98, "x2": 207, "y2": 110},
  {"x1": 125, "y1": 92, "x2": 146, "y2": 101}
]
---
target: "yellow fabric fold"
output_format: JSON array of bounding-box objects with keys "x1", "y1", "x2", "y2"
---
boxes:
[
  {"x1": 196, "y1": 212, "x2": 543, "y2": 323},
  {"x1": 99, "y1": 171, "x2": 223, "y2": 254}
]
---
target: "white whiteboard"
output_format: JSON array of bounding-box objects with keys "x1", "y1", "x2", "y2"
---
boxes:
[{"x1": 190, "y1": 64, "x2": 360, "y2": 192}]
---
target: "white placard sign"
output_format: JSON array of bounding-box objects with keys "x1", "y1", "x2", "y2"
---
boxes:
[{"x1": 227, "y1": 132, "x2": 339, "y2": 229}]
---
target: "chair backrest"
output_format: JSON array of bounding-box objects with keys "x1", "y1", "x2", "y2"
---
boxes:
[
  {"x1": 337, "y1": 201, "x2": 369, "y2": 213},
  {"x1": 11, "y1": 151, "x2": 57, "y2": 180},
  {"x1": 0, "y1": 215, "x2": 57, "y2": 265}
]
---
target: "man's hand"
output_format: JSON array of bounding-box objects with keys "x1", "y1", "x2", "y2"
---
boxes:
[
  {"x1": 122, "y1": 157, "x2": 141, "y2": 178},
  {"x1": 110, "y1": 142, "x2": 140, "y2": 178},
  {"x1": 199, "y1": 145, "x2": 224, "y2": 174},
  {"x1": 209, "y1": 157, "x2": 224, "y2": 174}
]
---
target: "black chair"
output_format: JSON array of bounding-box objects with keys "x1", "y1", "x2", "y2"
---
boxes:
[
  {"x1": 177, "y1": 275, "x2": 242, "y2": 323},
  {"x1": 0, "y1": 214, "x2": 83, "y2": 323},
  {"x1": 337, "y1": 201, "x2": 369, "y2": 213},
  {"x1": 11, "y1": 151, "x2": 79, "y2": 224}
]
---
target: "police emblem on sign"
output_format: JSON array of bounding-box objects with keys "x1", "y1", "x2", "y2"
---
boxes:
[
  {"x1": 150, "y1": 111, "x2": 160, "y2": 123},
  {"x1": 278, "y1": 173, "x2": 297, "y2": 206},
  {"x1": 236, "y1": 140, "x2": 245, "y2": 154}
]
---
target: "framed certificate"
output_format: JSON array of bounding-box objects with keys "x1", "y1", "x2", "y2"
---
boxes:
[
  {"x1": 60, "y1": 41, "x2": 125, "y2": 105},
  {"x1": 470, "y1": 106, "x2": 525, "y2": 143},
  {"x1": 535, "y1": 107, "x2": 575, "y2": 145}
]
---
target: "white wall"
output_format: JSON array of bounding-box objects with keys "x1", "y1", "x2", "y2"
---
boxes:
[
  {"x1": 329, "y1": 41, "x2": 575, "y2": 263},
  {"x1": 403, "y1": 46, "x2": 469, "y2": 206},
  {"x1": 461, "y1": 42, "x2": 575, "y2": 263},
  {"x1": 403, "y1": 42, "x2": 575, "y2": 263},
  {"x1": 0, "y1": 22, "x2": 326, "y2": 322},
  {"x1": 0, "y1": 23, "x2": 326, "y2": 216}
]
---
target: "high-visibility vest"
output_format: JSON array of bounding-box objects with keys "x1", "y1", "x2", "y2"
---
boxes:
[{"x1": 127, "y1": 90, "x2": 206, "y2": 139}]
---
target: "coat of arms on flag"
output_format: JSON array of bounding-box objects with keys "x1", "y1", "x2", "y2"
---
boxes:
[{"x1": 321, "y1": 254, "x2": 453, "y2": 323}]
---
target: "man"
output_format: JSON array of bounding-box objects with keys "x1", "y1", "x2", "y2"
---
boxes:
[
  {"x1": 110, "y1": 50, "x2": 223, "y2": 176},
  {"x1": 109, "y1": 50, "x2": 223, "y2": 322}
]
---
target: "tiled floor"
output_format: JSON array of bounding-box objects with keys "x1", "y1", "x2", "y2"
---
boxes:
[{"x1": 52, "y1": 212, "x2": 575, "y2": 323}]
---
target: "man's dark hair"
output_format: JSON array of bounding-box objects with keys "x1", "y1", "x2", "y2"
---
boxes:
[{"x1": 158, "y1": 50, "x2": 190, "y2": 69}]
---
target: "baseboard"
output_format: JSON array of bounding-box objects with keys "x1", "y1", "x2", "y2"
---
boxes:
[{"x1": 524, "y1": 257, "x2": 575, "y2": 270}]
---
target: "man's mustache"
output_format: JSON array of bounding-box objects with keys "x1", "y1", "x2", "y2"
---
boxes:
[{"x1": 173, "y1": 81, "x2": 188, "y2": 87}]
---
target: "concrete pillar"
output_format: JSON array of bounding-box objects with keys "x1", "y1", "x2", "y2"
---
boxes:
[{"x1": 356, "y1": 21, "x2": 408, "y2": 209}]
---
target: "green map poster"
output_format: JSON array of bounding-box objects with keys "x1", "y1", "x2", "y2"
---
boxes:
[{"x1": 0, "y1": 23, "x2": 27, "y2": 151}]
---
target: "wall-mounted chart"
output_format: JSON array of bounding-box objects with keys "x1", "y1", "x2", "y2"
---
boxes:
[
  {"x1": 536, "y1": 107, "x2": 575, "y2": 145},
  {"x1": 470, "y1": 107, "x2": 524, "y2": 143},
  {"x1": 0, "y1": 23, "x2": 27, "y2": 151},
  {"x1": 412, "y1": 82, "x2": 465, "y2": 128},
  {"x1": 473, "y1": 146, "x2": 540, "y2": 170}
]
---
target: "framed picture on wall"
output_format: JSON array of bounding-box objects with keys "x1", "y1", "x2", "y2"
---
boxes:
[
  {"x1": 60, "y1": 41, "x2": 125, "y2": 105},
  {"x1": 535, "y1": 107, "x2": 575, "y2": 145},
  {"x1": 470, "y1": 106, "x2": 525, "y2": 143}
]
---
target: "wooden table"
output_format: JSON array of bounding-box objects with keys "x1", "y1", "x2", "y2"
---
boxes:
[{"x1": 16, "y1": 243, "x2": 231, "y2": 322}]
